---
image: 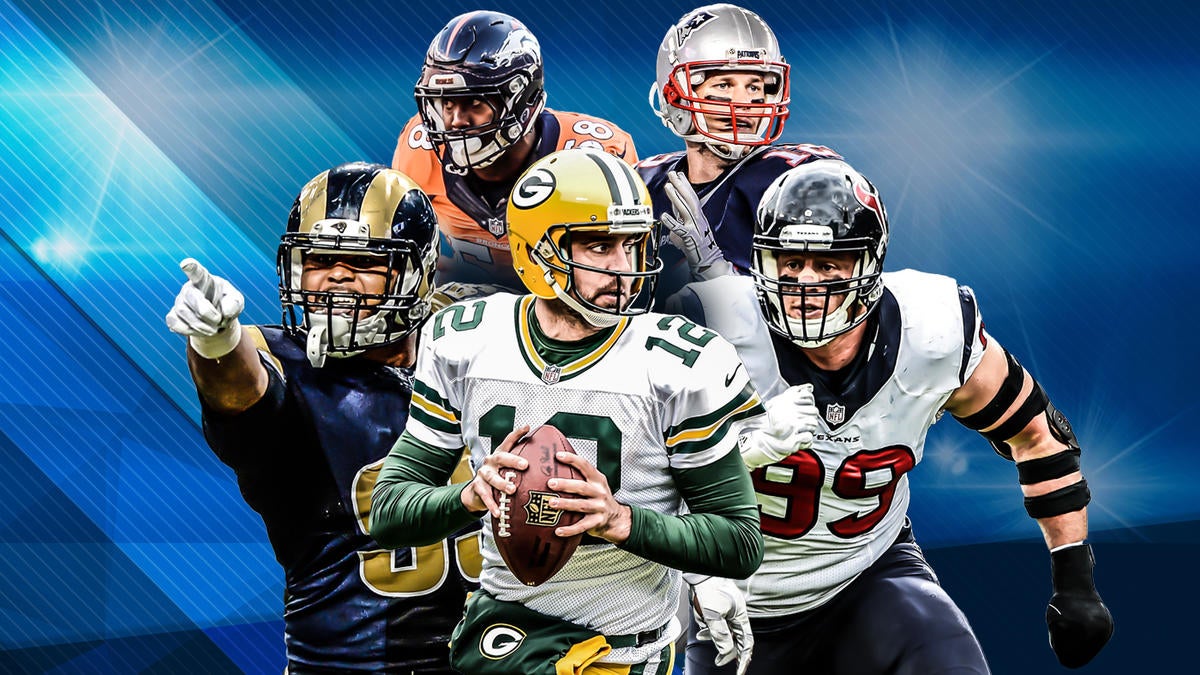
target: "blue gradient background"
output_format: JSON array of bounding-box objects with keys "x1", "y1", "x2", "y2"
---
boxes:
[{"x1": 0, "y1": 1, "x2": 1194, "y2": 672}]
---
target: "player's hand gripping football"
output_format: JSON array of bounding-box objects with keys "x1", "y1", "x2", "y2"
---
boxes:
[
  {"x1": 686, "y1": 574, "x2": 754, "y2": 675},
  {"x1": 462, "y1": 425, "x2": 531, "y2": 517},
  {"x1": 738, "y1": 384, "x2": 820, "y2": 469},
  {"x1": 661, "y1": 171, "x2": 734, "y2": 281},
  {"x1": 549, "y1": 451, "x2": 632, "y2": 544},
  {"x1": 1046, "y1": 543, "x2": 1113, "y2": 668},
  {"x1": 165, "y1": 258, "x2": 246, "y2": 359}
]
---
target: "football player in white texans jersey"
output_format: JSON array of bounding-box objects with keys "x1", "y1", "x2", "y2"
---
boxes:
[
  {"x1": 370, "y1": 149, "x2": 765, "y2": 675},
  {"x1": 671, "y1": 160, "x2": 1114, "y2": 674}
]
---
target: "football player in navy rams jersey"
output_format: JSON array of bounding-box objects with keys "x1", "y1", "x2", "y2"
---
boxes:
[
  {"x1": 165, "y1": 163, "x2": 480, "y2": 673},
  {"x1": 677, "y1": 160, "x2": 1114, "y2": 674},
  {"x1": 639, "y1": 3, "x2": 842, "y2": 301}
]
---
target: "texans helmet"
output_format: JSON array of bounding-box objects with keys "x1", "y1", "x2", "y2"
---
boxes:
[{"x1": 752, "y1": 159, "x2": 889, "y2": 347}]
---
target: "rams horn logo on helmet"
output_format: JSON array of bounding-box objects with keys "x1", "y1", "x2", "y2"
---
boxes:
[{"x1": 511, "y1": 168, "x2": 556, "y2": 209}]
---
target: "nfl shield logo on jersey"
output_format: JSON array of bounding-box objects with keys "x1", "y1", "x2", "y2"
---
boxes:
[
  {"x1": 486, "y1": 217, "x2": 506, "y2": 238},
  {"x1": 541, "y1": 364, "x2": 561, "y2": 385},
  {"x1": 825, "y1": 402, "x2": 846, "y2": 425}
]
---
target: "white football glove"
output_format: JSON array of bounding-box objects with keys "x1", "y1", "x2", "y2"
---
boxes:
[
  {"x1": 738, "y1": 384, "x2": 819, "y2": 469},
  {"x1": 165, "y1": 258, "x2": 245, "y2": 359},
  {"x1": 660, "y1": 171, "x2": 734, "y2": 281},
  {"x1": 685, "y1": 574, "x2": 753, "y2": 675}
]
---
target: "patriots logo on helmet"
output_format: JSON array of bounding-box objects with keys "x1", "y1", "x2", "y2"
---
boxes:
[{"x1": 676, "y1": 10, "x2": 716, "y2": 45}]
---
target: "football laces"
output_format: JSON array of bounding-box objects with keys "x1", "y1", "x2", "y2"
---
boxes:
[{"x1": 496, "y1": 469, "x2": 515, "y2": 537}]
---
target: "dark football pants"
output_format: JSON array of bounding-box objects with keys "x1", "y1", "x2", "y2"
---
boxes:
[{"x1": 685, "y1": 526, "x2": 990, "y2": 675}]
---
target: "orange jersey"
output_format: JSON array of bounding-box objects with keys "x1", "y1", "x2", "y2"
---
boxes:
[{"x1": 392, "y1": 109, "x2": 637, "y2": 290}]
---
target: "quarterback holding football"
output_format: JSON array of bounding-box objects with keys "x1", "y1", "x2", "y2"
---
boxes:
[{"x1": 370, "y1": 148, "x2": 768, "y2": 675}]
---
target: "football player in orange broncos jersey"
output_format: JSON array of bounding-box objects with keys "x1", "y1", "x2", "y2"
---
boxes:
[{"x1": 394, "y1": 11, "x2": 637, "y2": 293}]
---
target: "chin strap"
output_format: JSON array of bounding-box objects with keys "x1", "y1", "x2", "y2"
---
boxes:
[
  {"x1": 305, "y1": 322, "x2": 329, "y2": 368},
  {"x1": 545, "y1": 270, "x2": 621, "y2": 329},
  {"x1": 305, "y1": 312, "x2": 392, "y2": 367}
]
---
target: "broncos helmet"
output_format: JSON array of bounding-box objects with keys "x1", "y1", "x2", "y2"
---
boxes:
[
  {"x1": 650, "y1": 3, "x2": 790, "y2": 160},
  {"x1": 752, "y1": 159, "x2": 889, "y2": 348},
  {"x1": 415, "y1": 11, "x2": 546, "y2": 172},
  {"x1": 278, "y1": 162, "x2": 439, "y2": 367},
  {"x1": 507, "y1": 148, "x2": 662, "y2": 328}
]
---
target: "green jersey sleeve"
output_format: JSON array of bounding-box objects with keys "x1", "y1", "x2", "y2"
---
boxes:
[{"x1": 620, "y1": 449, "x2": 764, "y2": 578}]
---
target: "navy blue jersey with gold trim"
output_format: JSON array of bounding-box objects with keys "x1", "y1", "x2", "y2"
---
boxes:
[
  {"x1": 637, "y1": 144, "x2": 843, "y2": 275},
  {"x1": 201, "y1": 326, "x2": 479, "y2": 673}
]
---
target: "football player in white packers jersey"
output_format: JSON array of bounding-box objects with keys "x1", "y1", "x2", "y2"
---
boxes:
[
  {"x1": 370, "y1": 148, "x2": 765, "y2": 675},
  {"x1": 673, "y1": 160, "x2": 1114, "y2": 674}
]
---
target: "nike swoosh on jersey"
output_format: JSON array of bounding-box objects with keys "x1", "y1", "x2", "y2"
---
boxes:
[{"x1": 724, "y1": 363, "x2": 743, "y2": 386}]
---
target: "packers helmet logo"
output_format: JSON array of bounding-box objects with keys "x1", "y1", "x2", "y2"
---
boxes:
[
  {"x1": 480, "y1": 623, "x2": 525, "y2": 659},
  {"x1": 511, "y1": 168, "x2": 556, "y2": 209}
]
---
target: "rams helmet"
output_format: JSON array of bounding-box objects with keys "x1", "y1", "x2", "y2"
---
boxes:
[{"x1": 278, "y1": 162, "x2": 439, "y2": 366}]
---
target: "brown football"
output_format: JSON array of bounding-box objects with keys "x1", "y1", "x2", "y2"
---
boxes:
[{"x1": 491, "y1": 424, "x2": 585, "y2": 586}]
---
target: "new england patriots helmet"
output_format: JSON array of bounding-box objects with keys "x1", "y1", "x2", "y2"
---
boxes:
[{"x1": 650, "y1": 4, "x2": 790, "y2": 160}]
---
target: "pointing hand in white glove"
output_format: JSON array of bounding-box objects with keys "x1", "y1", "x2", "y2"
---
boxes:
[{"x1": 165, "y1": 258, "x2": 245, "y2": 359}]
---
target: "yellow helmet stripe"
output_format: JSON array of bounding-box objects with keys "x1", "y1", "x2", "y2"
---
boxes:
[
  {"x1": 296, "y1": 170, "x2": 331, "y2": 232},
  {"x1": 358, "y1": 170, "x2": 411, "y2": 239}
]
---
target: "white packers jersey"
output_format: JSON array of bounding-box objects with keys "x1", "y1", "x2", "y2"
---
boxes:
[
  {"x1": 404, "y1": 293, "x2": 761, "y2": 660},
  {"x1": 679, "y1": 270, "x2": 987, "y2": 616}
]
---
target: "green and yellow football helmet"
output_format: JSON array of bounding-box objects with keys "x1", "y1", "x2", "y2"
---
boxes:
[{"x1": 506, "y1": 148, "x2": 661, "y2": 326}]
